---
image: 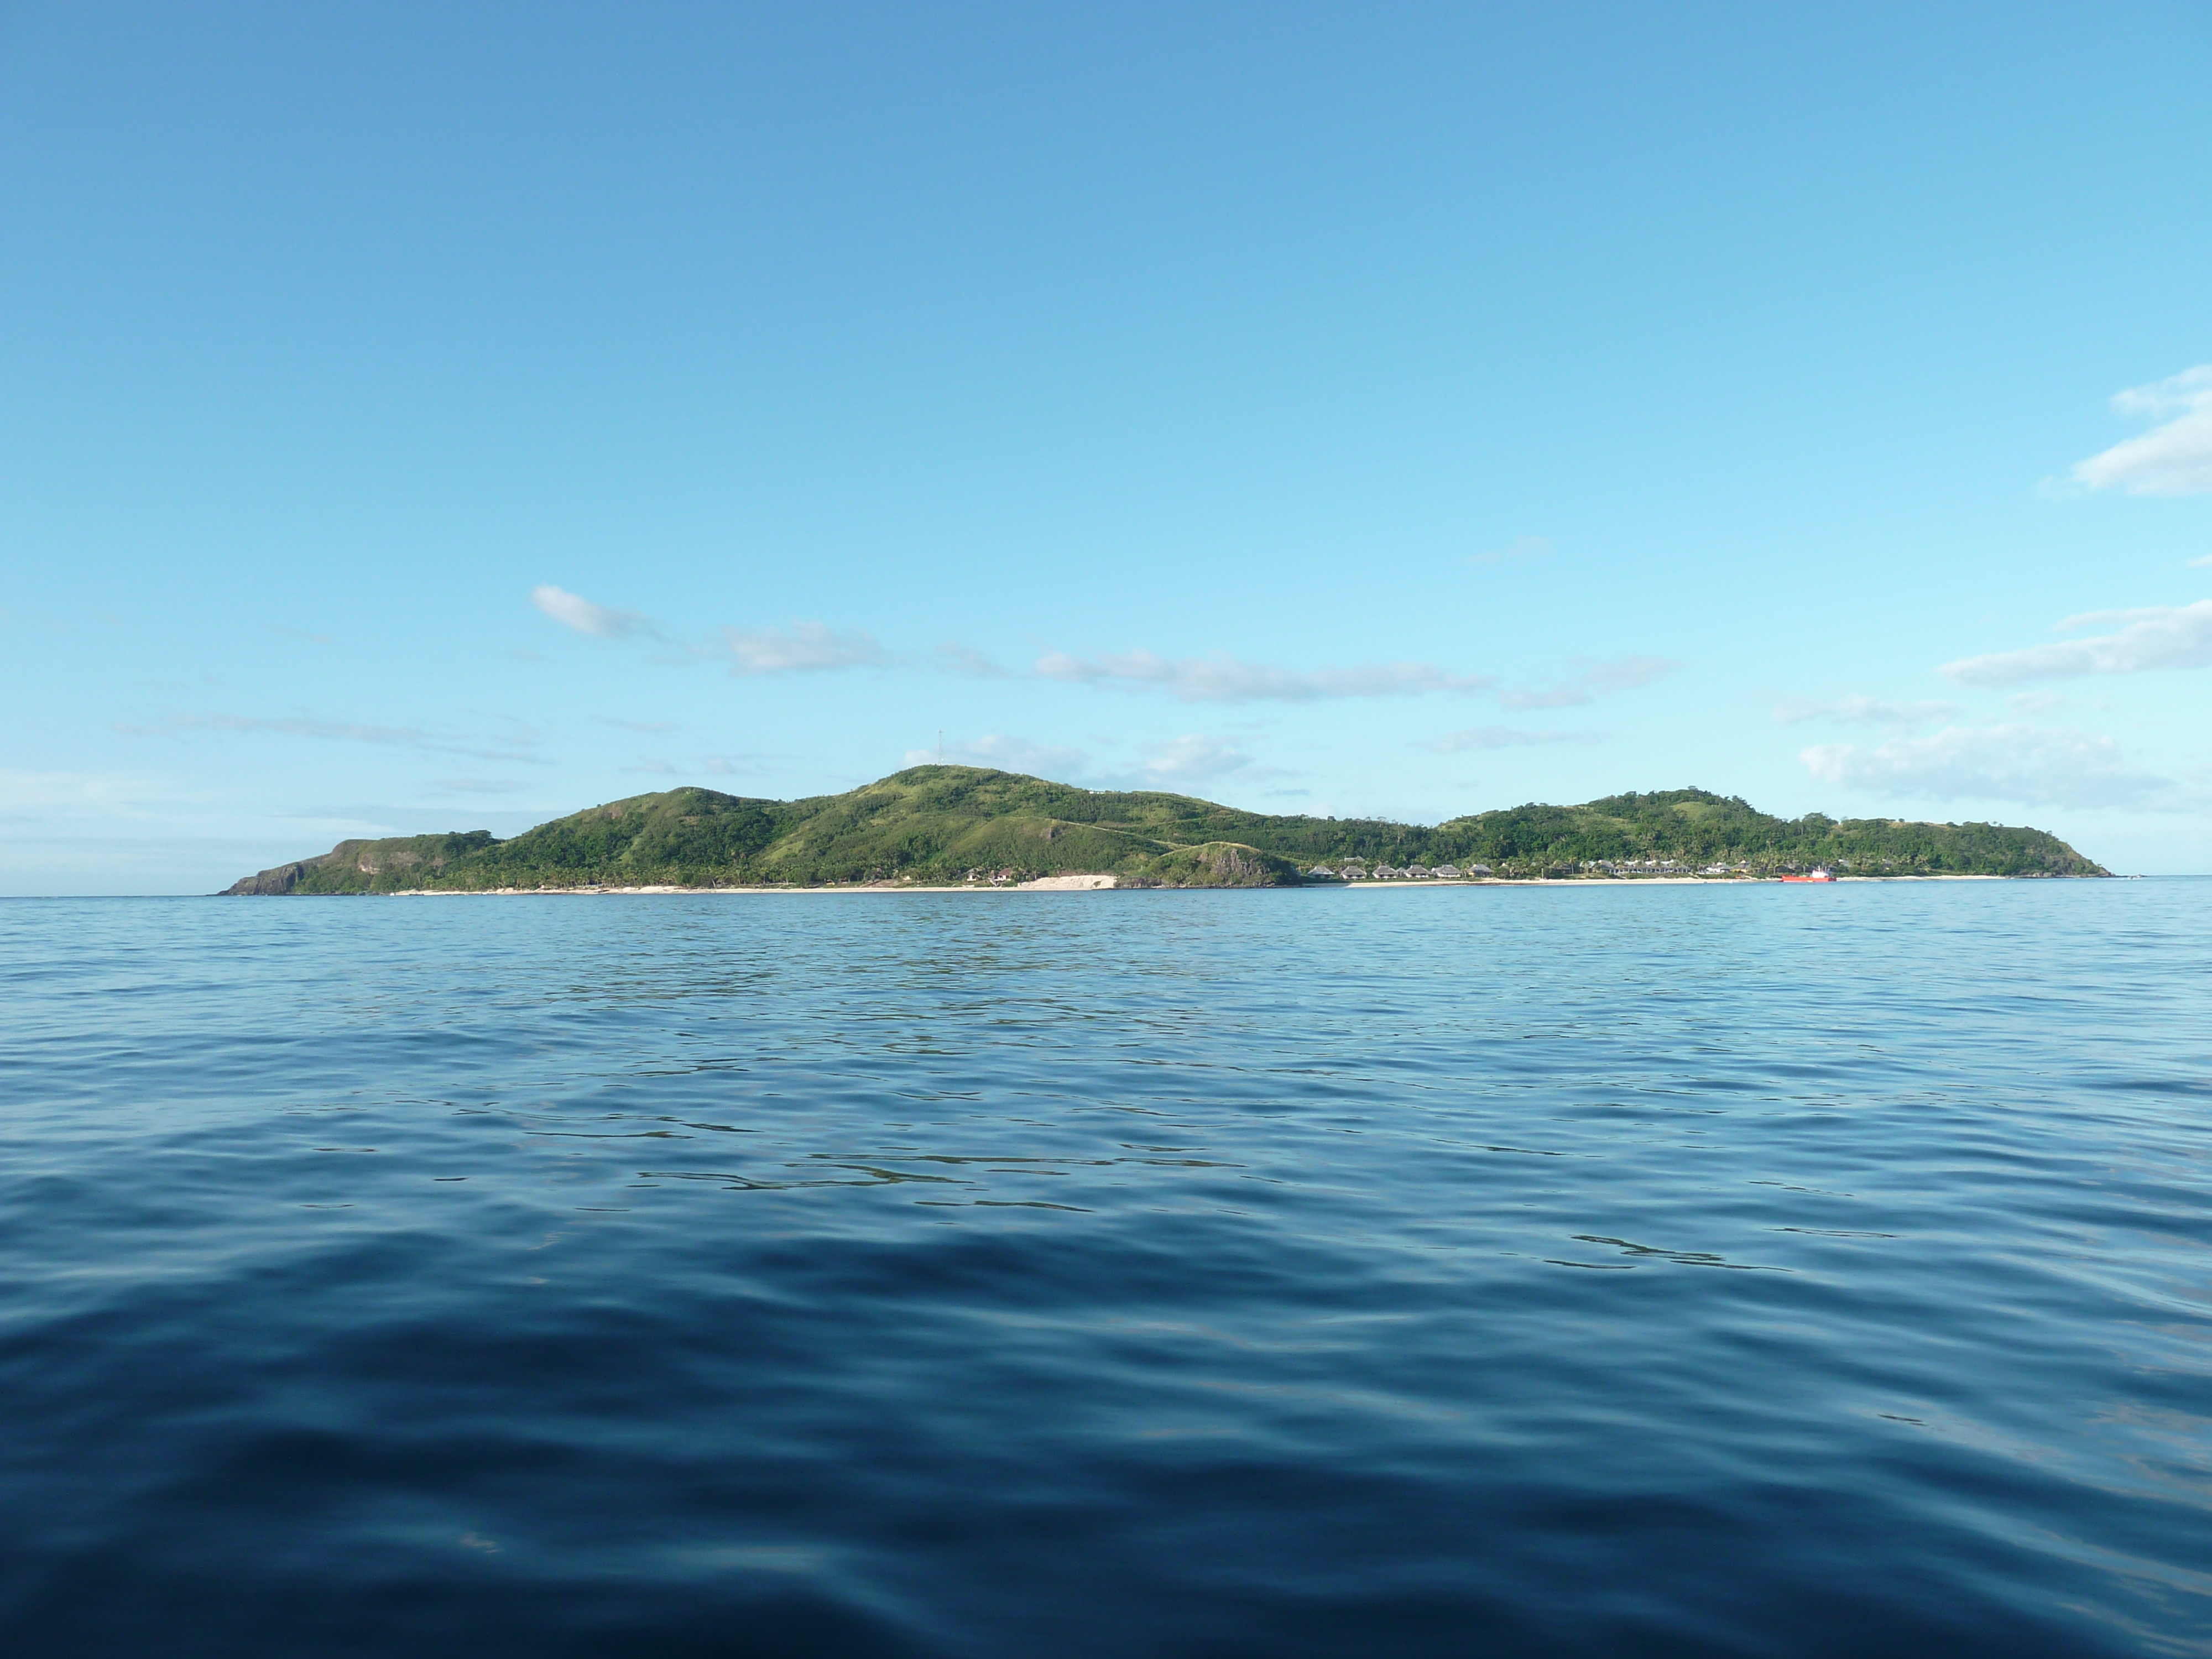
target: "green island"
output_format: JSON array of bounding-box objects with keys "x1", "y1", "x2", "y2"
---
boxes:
[{"x1": 221, "y1": 766, "x2": 2106, "y2": 893}]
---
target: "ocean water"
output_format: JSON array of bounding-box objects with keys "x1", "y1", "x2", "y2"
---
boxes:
[{"x1": 2, "y1": 882, "x2": 2209, "y2": 1657}]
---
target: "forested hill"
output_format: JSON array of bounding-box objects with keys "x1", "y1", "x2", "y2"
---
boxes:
[
  {"x1": 220, "y1": 768, "x2": 2107, "y2": 893},
  {"x1": 1425, "y1": 789, "x2": 2105, "y2": 878}
]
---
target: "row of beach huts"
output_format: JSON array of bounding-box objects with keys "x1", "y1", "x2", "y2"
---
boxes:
[
  {"x1": 1310, "y1": 858, "x2": 1758, "y2": 880},
  {"x1": 1308, "y1": 860, "x2": 1489, "y2": 880}
]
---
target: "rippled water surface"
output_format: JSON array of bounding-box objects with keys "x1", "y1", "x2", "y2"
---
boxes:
[{"x1": 3, "y1": 883, "x2": 2209, "y2": 1656}]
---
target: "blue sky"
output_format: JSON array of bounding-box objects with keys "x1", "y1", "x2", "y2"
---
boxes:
[{"x1": 4, "y1": 1, "x2": 2208, "y2": 892}]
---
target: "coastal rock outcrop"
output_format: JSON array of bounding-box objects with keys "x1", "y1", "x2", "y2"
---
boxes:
[{"x1": 222, "y1": 859, "x2": 326, "y2": 895}]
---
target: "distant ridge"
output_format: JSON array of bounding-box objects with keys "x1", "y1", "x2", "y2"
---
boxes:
[{"x1": 220, "y1": 767, "x2": 2107, "y2": 893}]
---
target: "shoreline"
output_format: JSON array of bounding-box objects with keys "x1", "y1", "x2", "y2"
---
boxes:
[
  {"x1": 369, "y1": 872, "x2": 2019, "y2": 896},
  {"x1": 1345, "y1": 874, "x2": 2007, "y2": 887}
]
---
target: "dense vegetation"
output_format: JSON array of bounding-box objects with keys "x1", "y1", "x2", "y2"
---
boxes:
[
  {"x1": 222, "y1": 768, "x2": 2106, "y2": 893},
  {"x1": 1415, "y1": 789, "x2": 2103, "y2": 877}
]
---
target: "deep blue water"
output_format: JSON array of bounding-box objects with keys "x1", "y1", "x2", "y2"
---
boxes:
[{"x1": 3, "y1": 882, "x2": 2209, "y2": 1657}]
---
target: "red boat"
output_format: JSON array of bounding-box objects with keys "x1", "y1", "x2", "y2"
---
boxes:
[{"x1": 1778, "y1": 868, "x2": 1835, "y2": 883}]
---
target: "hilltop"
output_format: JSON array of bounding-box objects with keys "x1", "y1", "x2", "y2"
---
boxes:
[{"x1": 221, "y1": 768, "x2": 2107, "y2": 893}]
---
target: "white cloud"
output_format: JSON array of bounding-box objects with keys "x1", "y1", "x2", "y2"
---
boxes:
[
  {"x1": 1771, "y1": 695, "x2": 1962, "y2": 728},
  {"x1": 1464, "y1": 535, "x2": 1552, "y2": 566},
  {"x1": 2069, "y1": 365, "x2": 2212, "y2": 495},
  {"x1": 1427, "y1": 726, "x2": 1600, "y2": 752},
  {"x1": 1034, "y1": 648, "x2": 1492, "y2": 702},
  {"x1": 1800, "y1": 723, "x2": 2179, "y2": 809},
  {"x1": 532, "y1": 585, "x2": 655, "y2": 639},
  {"x1": 1940, "y1": 599, "x2": 2212, "y2": 686},
  {"x1": 720, "y1": 622, "x2": 888, "y2": 674},
  {"x1": 901, "y1": 733, "x2": 1089, "y2": 776},
  {"x1": 2187, "y1": 554, "x2": 2212, "y2": 569}
]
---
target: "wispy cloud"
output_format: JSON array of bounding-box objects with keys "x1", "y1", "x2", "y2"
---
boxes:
[
  {"x1": 719, "y1": 622, "x2": 888, "y2": 675},
  {"x1": 936, "y1": 643, "x2": 1010, "y2": 677},
  {"x1": 2069, "y1": 365, "x2": 2212, "y2": 495},
  {"x1": 1130, "y1": 734, "x2": 1255, "y2": 784},
  {"x1": 432, "y1": 778, "x2": 529, "y2": 794},
  {"x1": 1464, "y1": 535, "x2": 1552, "y2": 566},
  {"x1": 0, "y1": 769, "x2": 185, "y2": 821},
  {"x1": 119, "y1": 713, "x2": 426, "y2": 745},
  {"x1": 623, "y1": 759, "x2": 679, "y2": 775},
  {"x1": 1940, "y1": 599, "x2": 2212, "y2": 686},
  {"x1": 1104, "y1": 734, "x2": 1297, "y2": 792},
  {"x1": 1771, "y1": 695, "x2": 1962, "y2": 729},
  {"x1": 2187, "y1": 554, "x2": 2212, "y2": 569},
  {"x1": 527, "y1": 587, "x2": 896, "y2": 677},
  {"x1": 901, "y1": 733, "x2": 1089, "y2": 776},
  {"x1": 1800, "y1": 723, "x2": 2181, "y2": 809},
  {"x1": 1427, "y1": 726, "x2": 1600, "y2": 752},
  {"x1": 532, "y1": 585, "x2": 657, "y2": 639},
  {"x1": 522, "y1": 588, "x2": 1666, "y2": 720},
  {"x1": 1583, "y1": 655, "x2": 1675, "y2": 692},
  {"x1": 896, "y1": 730, "x2": 1272, "y2": 792},
  {"x1": 1500, "y1": 654, "x2": 1676, "y2": 708},
  {"x1": 1034, "y1": 648, "x2": 1493, "y2": 703},
  {"x1": 595, "y1": 717, "x2": 677, "y2": 733},
  {"x1": 115, "y1": 711, "x2": 552, "y2": 765}
]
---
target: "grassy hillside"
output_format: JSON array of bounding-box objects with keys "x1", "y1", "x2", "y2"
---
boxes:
[{"x1": 221, "y1": 768, "x2": 2106, "y2": 893}]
